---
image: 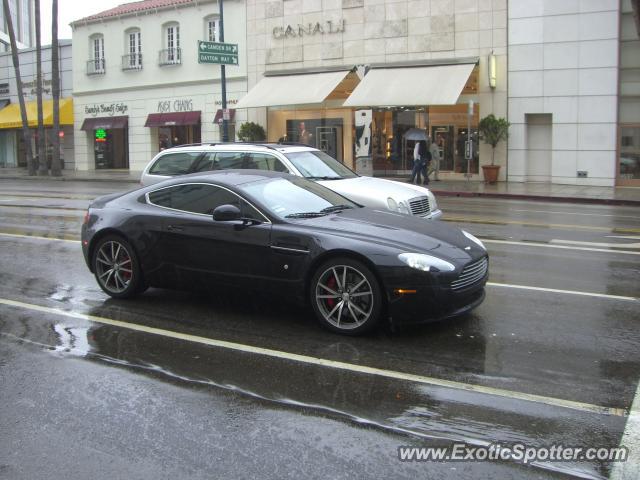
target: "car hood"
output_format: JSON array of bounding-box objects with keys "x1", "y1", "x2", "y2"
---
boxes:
[
  {"x1": 290, "y1": 208, "x2": 481, "y2": 261},
  {"x1": 317, "y1": 176, "x2": 431, "y2": 203}
]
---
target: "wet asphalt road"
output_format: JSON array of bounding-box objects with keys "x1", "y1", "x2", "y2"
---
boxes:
[{"x1": 0, "y1": 179, "x2": 639, "y2": 480}]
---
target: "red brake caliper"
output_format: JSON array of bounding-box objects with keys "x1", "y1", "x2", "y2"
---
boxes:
[{"x1": 120, "y1": 252, "x2": 132, "y2": 281}]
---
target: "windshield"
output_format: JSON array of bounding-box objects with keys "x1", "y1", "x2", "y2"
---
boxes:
[
  {"x1": 240, "y1": 177, "x2": 358, "y2": 220},
  {"x1": 285, "y1": 151, "x2": 358, "y2": 179}
]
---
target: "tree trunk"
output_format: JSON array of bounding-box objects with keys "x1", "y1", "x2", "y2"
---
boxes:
[
  {"x1": 2, "y1": 0, "x2": 34, "y2": 175},
  {"x1": 35, "y1": 0, "x2": 47, "y2": 176},
  {"x1": 50, "y1": 0, "x2": 61, "y2": 176}
]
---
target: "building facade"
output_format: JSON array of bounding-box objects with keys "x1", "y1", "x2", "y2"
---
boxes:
[
  {"x1": 239, "y1": 0, "x2": 508, "y2": 180},
  {"x1": 0, "y1": 40, "x2": 74, "y2": 168},
  {"x1": 507, "y1": 0, "x2": 639, "y2": 187},
  {"x1": 71, "y1": 0, "x2": 247, "y2": 172},
  {"x1": 0, "y1": 0, "x2": 34, "y2": 51}
]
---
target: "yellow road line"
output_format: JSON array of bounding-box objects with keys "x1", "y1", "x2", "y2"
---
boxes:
[{"x1": 0, "y1": 297, "x2": 628, "y2": 418}]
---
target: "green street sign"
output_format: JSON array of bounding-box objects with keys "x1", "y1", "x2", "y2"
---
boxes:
[{"x1": 198, "y1": 41, "x2": 239, "y2": 65}]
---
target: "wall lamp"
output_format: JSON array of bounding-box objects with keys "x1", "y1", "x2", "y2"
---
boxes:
[{"x1": 488, "y1": 52, "x2": 497, "y2": 89}]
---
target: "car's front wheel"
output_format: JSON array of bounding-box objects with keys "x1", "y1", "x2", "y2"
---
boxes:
[
  {"x1": 92, "y1": 235, "x2": 145, "y2": 298},
  {"x1": 310, "y1": 257, "x2": 383, "y2": 335}
]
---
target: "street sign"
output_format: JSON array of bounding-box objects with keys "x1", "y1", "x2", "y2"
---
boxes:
[{"x1": 198, "y1": 41, "x2": 239, "y2": 65}]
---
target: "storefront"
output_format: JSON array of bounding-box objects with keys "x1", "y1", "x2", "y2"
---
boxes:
[
  {"x1": 145, "y1": 111, "x2": 201, "y2": 150},
  {"x1": 80, "y1": 116, "x2": 129, "y2": 169},
  {"x1": 0, "y1": 98, "x2": 74, "y2": 168},
  {"x1": 237, "y1": 61, "x2": 480, "y2": 178}
]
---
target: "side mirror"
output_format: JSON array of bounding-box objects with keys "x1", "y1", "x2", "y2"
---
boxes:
[{"x1": 212, "y1": 204, "x2": 242, "y2": 222}]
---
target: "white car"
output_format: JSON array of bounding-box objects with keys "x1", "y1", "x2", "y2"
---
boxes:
[{"x1": 140, "y1": 143, "x2": 442, "y2": 220}]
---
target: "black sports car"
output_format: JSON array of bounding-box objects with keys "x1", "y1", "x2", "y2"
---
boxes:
[{"x1": 81, "y1": 170, "x2": 488, "y2": 335}]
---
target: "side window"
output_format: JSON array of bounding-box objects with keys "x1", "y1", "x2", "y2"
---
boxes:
[
  {"x1": 148, "y1": 184, "x2": 265, "y2": 220},
  {"x1": 149, "y1": 152, "x2": 200, "y2": 175},
  {"x1": 191, "y1": 152, "x2": 218, "y2": 172},
  {"x1": 246, "y1": 153, "x2": 289, "y2": 172},
  {"x1": 215, "y1": 152, "x2": 245, "y2": 169}
]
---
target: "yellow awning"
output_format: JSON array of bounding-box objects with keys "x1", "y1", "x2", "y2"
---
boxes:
[{"x1": 0, "y1": 98, "x2": 73, "y2": 129}]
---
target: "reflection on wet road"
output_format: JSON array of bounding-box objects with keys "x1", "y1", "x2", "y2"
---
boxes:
[{"x1": 1, "y1": 180, "x2": 639, "y2": 479}]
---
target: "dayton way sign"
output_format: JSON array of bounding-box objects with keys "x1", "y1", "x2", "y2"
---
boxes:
[{"x1": 198, "y1": 41, "x2": 239, "y2": 65}]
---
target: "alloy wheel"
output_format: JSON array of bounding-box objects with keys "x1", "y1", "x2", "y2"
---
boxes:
[{"x1": 95, "y1": 240, "x2": 133, "y2": 294}]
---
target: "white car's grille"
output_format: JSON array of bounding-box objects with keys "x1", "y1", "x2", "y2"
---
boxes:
[
  {"x1": 451, "y1": 257, "x2": 488, "y2": 291},
  {"x1": 409, "y1": 196, "x2": 431, "y2": 217}
]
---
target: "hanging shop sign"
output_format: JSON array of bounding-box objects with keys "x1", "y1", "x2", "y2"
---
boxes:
[{"x1": 273, "y1": 20, "x2": 345, "y2": 39}]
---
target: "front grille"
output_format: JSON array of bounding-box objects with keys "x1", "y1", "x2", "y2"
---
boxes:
[
  {"x1": 451, "y1": 257, "x2": 488, "y2": 291},
  {"x1": 409, "y1": 196, "x2": 431, "y2": 217}
]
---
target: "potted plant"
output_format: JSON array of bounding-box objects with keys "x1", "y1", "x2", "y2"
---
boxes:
[
  {"x1": 237, "y1": 122, "x2": 266, "y2": 142},
  {"x1": 478, "y1": 114, "x2": 509, "y2": 184}
]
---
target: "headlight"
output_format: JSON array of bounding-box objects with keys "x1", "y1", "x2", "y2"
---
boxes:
[
  {"x1": 462, "y1": 230, "x2": 486, "y2": 250},
  {"x1": 387, "y1": 198, "x2": 410, "y2": 215},
  {"x1": 428, "y1": 191, "x2": 438, "y2": 211},
  {"x1": 398, "y1": 253, "x2": 455, "y2": 272}
]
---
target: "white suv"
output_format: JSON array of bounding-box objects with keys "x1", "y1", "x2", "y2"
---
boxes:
[{"x1": 140, "y1": 143, "x2": 442, "y2": 220}]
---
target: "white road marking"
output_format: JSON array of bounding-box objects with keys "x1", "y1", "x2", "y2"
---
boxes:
[
  {"x1": 610, "y1": 380, "x2": 640, "y2": 479},
  {"x1": 487, "y1": 283, "x2": 639, "y2": 302},
  {"x1": 483, "y1": 239, "x2": 640, "y2": 256},
  {"x1": 0, "y1": 297, "x2": 627, "y2": 417},
  {"x1": 0, "y1": 232, "x2": 80, "y2": 244},
  {"x1": 551, "y1": 236, "x2": 640, "y2": 250}
]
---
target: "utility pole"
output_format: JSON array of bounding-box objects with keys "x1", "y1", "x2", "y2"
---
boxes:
[
  {"x1": 219, "y1": 0, "x2": 229, "y2": 142},
  {"x1": 466, "y1": 100, "x2": 473, "y2": 181}
]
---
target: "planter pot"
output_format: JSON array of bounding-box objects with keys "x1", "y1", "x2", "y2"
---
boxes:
[{"x1": 481, "y1": 165, "x2": 501, "y2": 184}]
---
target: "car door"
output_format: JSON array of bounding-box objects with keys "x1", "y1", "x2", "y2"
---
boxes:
[{"x1": 146, "y1": 183, "x2": 272, "y2": 290}]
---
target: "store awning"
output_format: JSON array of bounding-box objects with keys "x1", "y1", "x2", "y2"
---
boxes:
[
  {"x1": 235, "y1": 70, "x2": 351, "y2": 108},
  {"x1": 343, "y1": 63, "x2": 476, "y2": 107},
  {"x1": 81, "y1": 116, "x2": 129, "y2": 131},
  {"x1": 213, "y1": 109, "x2": 236, "y2": 124},
  {"x1": 0, "y1": 98, "x2": 73, "y2": 129},
  {"x1": 144, "y1": 111, "x2": 201, "y2": 127}
]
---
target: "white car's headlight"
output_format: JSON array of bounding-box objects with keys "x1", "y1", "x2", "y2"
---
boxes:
[
  {"x1": 462, "y1": 230, "x2": 486, "y2": 250},
  {"x1": 387, "y1": 197, "x2": 410, "y2": 215},
  {"x1": 398, "y1": 253, "x2": 455, "y2": 272},
  {"x1": 427, "y1": 191, "x2": 438, "y2": 212}
]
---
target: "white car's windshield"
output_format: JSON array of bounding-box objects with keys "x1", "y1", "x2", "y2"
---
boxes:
[
  {"x1": 240, "y1": 177, "x2": 358, "y2": 219},
  {"x1": 285, "y1": 151, "x2": 358, "y2": 180}
]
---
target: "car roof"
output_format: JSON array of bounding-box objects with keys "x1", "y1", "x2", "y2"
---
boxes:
[{"x1": 156, "y1": 142, "x2": 316, "y2": 155}]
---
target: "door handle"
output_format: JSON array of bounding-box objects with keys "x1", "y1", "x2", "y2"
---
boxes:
[{"x1": 166, "y1": 225, "x2": 184, "y2": 232}]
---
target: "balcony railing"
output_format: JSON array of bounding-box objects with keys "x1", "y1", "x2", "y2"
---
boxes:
[
  {"x1": 159, "y1": 48, "x2": 182, "y2": 66},
  {"x1": 122, "y1": 53, "x2": 143, "y2": 71},
  {"x1": 86, "y1": 58, "x2": 106, "y2": 75}
]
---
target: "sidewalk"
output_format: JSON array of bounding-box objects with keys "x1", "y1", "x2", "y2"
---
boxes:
[
  {"x1": 383, "y1": 176, "x2": 640, "y2": 206},
  {"x1": 1, "y1": 168, "x2": 639, "y2": 206}
]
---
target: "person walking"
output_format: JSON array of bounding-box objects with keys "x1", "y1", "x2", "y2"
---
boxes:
[
  {"x1": 428, "y1": 137, "x2": 441, "y2": 181},
  {"x1": 408, "y1": 141, "x2": 424, "y2": 184}
]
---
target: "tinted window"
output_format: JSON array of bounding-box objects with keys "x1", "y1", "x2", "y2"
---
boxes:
[
  {"x1": 149, "y1": 152, "x2": 201, "y2": 175},
  {"x1": 247, "y1": 153, "x2": 289, "y2": 172},
  {"x1": 284, "y1": 151, "x2": 357, "y2": 179},
  {"x1": 148, "y1": 183, "x2": 263, "y2": 220},
  {"x1": 240, "y1": 177, "x2": 357, "y2": 219}
]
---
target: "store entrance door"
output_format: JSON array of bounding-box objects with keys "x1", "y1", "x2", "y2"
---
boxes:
[{"x1": 316, "y1": 126, "x2": 343, "y2": 162}]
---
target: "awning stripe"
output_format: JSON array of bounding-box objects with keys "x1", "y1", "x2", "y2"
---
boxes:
[
  {"x1": 343, "y1": 63, "x2": 476, "y2": 107},
  {"x1": 236, "y1": 70, "x2": 351, "y2": 108},
  {"x1": 0, "y1": 98, "x2": 73, "y2": 129}
]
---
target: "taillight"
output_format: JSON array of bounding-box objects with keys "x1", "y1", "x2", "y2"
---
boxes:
[{"x1": 83, "y1": 210, "x2": 90, "y2": 224}]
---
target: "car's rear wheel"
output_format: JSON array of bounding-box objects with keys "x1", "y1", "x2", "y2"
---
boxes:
[
  {"x1": 310, "y1": 257, "x2": 383, "y2": 335},
  {"x1": 93, "y1": 235, "x2": 145, "y2": 298}
]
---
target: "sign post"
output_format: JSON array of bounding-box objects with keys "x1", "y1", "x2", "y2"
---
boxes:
[
  {"x1": 219, "y1": 0, "x2": 228, "y2": 142},
  {"x1": 465, "y1": 100, "x2": 474, "y2": 180}
]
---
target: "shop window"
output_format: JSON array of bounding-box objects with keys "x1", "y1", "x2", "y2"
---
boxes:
[
  {"x1": 88, "y1": 34, "x2": 105, "y2": 75},
  {"x1": 204, "y1": 16, "x2": 220, "y2": 42}
]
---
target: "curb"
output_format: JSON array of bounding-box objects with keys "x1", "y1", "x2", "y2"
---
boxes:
[
  {"x1": 430, "y1": 189, "x2": 640, "y2": 207},
  {"x1": 0, "y1": 175, "x2": 140, "y2": 184}
]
